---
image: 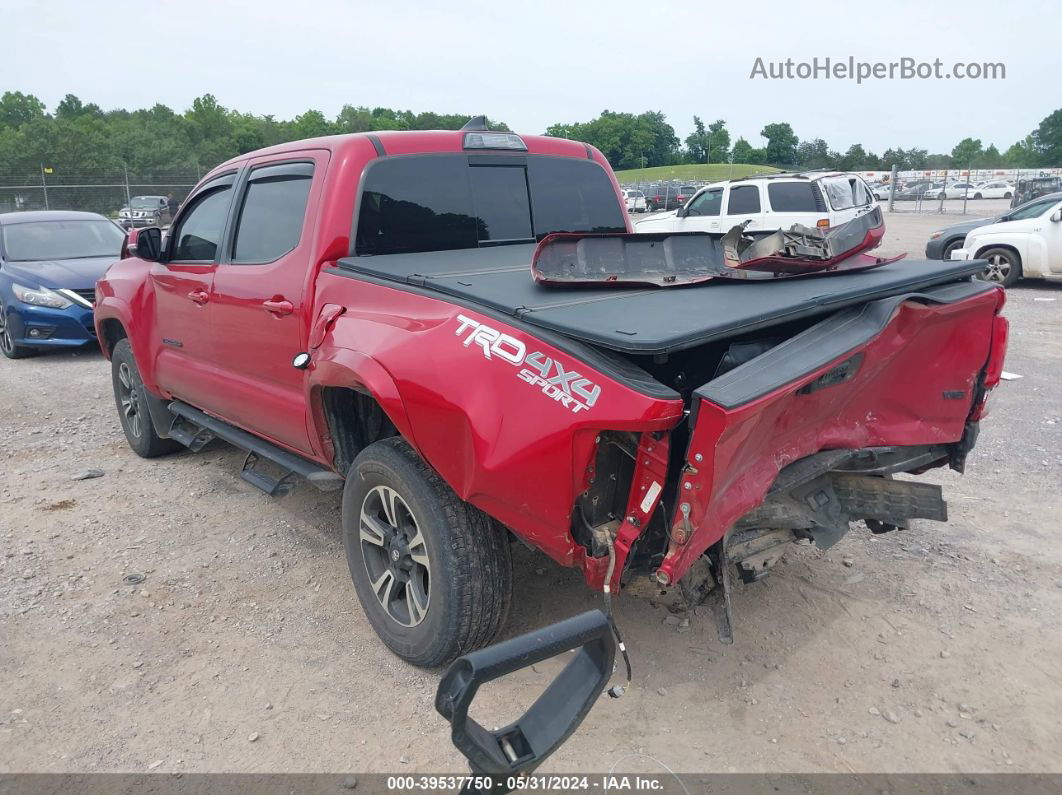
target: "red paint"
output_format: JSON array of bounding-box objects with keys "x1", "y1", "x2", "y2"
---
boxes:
[
  {"x1": 95, "y1": 128, "x2": 1004, "y2": 595},
  {"x1": 658, "y1": 287, "x2": 1003, "y2": 585}
]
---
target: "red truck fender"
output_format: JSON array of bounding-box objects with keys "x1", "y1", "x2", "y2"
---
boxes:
[{"x1": 307, "y1": 346, "x2": 419, "y2": 463}]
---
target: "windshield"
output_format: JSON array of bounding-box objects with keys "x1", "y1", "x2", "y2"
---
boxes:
[
  {"x1": 1006, "y1": 198, "x2": 1060, "y2": 221},
  {"x1": 2, "y1": 219, "x2": 125, "y2": 262},
  {"x1": 129, "y1": 197, "x2": 162, "y2": 209},
  {"x1": 355, "y1": 154, "x2": 627, "y2": 255}
]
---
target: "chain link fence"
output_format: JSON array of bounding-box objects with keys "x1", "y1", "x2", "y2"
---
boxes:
[{"x1": 0, "y1": 167, "x2": 201, "y2": 218}]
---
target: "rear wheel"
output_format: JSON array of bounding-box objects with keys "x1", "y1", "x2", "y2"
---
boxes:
[
  {"x1": 0, "y1": 305, "x2": 35, "y2": 359},
  {"x1": 973, "y1": 192, "x2": 983, "y2": 199},
  {"x1": 977, "y1": 247, "x2": 1022, "y2": 288},
  {"x1": 110, "y1": 339, "x2": 183, "y2": 457},
  {"x1": 1004, "y1": 191, "x2": 1012, "y2": 199},
  {"x1": 342, "y1": 437, "x2": 512, "y2": 667}
]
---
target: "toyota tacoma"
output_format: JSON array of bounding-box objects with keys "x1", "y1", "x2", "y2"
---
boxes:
[{"x1": 95, "y1": 120, "x2": 1009, "y2": 667}]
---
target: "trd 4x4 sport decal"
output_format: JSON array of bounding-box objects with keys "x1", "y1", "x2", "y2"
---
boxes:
[{"x1": 454, "y1": 314, "x2": 602, "y2": 414}]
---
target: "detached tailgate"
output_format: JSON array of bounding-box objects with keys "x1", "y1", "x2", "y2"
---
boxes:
[{"x1": 658, "y1": 278, "x2": 1004, "y2": 583}]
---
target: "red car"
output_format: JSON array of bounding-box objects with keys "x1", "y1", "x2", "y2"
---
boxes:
[{"x1": 95, "y1": 122, "x2": 1008, "y2": 667}]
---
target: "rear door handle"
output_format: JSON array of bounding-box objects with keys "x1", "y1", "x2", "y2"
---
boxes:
[
  {"x1": 187, "y1": 289, "x2": 209, "y2": 305},
  {"x1": 263, "y1": 298, "x2": 294, "y2": 316}
]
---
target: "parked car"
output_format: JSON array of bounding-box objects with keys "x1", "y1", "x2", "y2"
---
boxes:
[
  {"x1": 924, "y1": 191, "x2": 1062, "y2": 261},
  {"x1": 925, "y1": 181, "x2": 977, "y2": 200},
  {"x1": 95, "y1": 126, "x2": 1007, "y2": 668},
  {"x1": 622, "y1": 189, "x2": 647, "y2": 213},
  {"x1": 0, "y1": 210, "x2": 125, "y2": 358},
  {"x1": 1011, "y1": 176, "x2": 1062, "y2": 207},
  {"x1": 118, "y1": 195, "x2": 172, "y2": 229},
  {"x1": 950, "y1": 193, "x2": 1062, "y2": 286},
  {"x1": 870, "y1": 182, "x2": 895, "y2": 201},
  {"x1": 894, "y1": 181, "x2": 941, "y2": 201},
  {"x1": 634, "y1": 172, "x2": 874, "y2": 235},
  {"x1": 644, "y1": 185, "x2": 695, "y2": 211},
  {"x1": 969, "y1": 181, "x2": 1014, "y2": 200}
]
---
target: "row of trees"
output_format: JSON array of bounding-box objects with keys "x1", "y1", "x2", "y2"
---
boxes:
[
  {"x1": 0, "y1": 91, "x2": 509, "y2": 179},
  {"x1": 1, "y1": 90, "x2": 1061, "y2": 178}
]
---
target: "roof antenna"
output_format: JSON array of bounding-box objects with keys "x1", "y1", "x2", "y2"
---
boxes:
[{"x1": 461, "y1": 115, "x2": 488, "y2": 131}]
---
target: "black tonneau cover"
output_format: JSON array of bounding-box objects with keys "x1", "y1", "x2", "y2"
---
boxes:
[{"x1": 335, "y1": 245, "x2": 985, "y2": 355}]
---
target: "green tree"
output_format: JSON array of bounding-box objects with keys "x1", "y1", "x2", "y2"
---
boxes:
[
  {"x1": 1003, "y1": 135, "x2": 1039, "y2": 167},
  {"x1": 292, "y1": 109, "x2": 333, "y2": 139},
  {"x1": 840, "y1": 144, "x2": 868, "y2": 171},
  {"x1": 951, "y1": 137, "x2": 983, "y2": 167},
  {"x1": 1033, "y1": 108, "x2": 1062, "y2": 165},
  {"x1": 685, "y1": 116, "x2": 708, "y2": 163},
  {"x1": 760, "y1": 122, "x2": 798, "y2": 166},
  {"x1": 706, "y1": 119, "x2": 730, "y2": 164},
  {"x1": 731, "y1": 137, "x2": 764, "y2": 164},
  {"x1": 0, "y1": 91, "x2": 46, "y2": 129}
]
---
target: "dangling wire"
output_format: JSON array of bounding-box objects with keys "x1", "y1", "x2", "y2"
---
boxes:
[{"x1": 602, "y1": 531, "x2": 632, "y2": 699}]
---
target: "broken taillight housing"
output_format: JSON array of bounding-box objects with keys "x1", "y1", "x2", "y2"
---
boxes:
[{"x1": 969, "y1": 292, "x2": 1009, "y2": 421}]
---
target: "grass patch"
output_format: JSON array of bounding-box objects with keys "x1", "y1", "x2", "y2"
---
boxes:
[{"x1": 614, "y1": 163, "x2": 782, "y2": 184}]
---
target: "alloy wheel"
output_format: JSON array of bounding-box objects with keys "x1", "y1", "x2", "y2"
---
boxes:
[
  {"x1": 0, "y1": 307, "x2": 13, "y2": 356},
  {"x1": 981, "y1": 253, "x2": 1012, "y2": 283},
  {"x1": 359, "y1": 485, "x2": 431, "y2": 627},
  {"x1": 117, "y1": 362, "x2": 143, "y2": 438}
]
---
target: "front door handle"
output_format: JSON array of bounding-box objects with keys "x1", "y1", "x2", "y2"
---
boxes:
[
  {"x1": 187, "y1": 289, "x2": 209, "y2": 305},
  {"x1": 263, "y1": 298, "x2": 294, "y2": 316}
]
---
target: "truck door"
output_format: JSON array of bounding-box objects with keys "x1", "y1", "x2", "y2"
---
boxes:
[
  {"x1": 205, "y1": 152, "x2": 325, "y2": 455},
  {"x1": 150, "y1": 172, "x2": 237, "y2": 409},
  {"x1": 678, "y1": 187, "x2": 723, "y2": 232},
  {"x1": 720, "y1": 184, "x2": 763, "y2": 233}
]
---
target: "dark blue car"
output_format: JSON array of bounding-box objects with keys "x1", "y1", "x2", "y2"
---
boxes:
[{"x1": 0, "y1": 210, "x2": 125, "y2": 359}]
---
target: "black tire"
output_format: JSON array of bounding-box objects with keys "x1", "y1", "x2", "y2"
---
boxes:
[
  {"x1": 342, "y1": 437, "x2": 512, "y2": 667},
  {"x1": 973, "y1": 192, "x2": 983, "y2": 200},
  {"x1": 110, "y1": 339, "x2": 183, "y2": 458},
  {"x1": 0, "y1": 305, "x2": 36, "y2": 359},
  {"x1": 977, "y1": 247, "x2": 1022, "y2": 288},
  {"x1": 942, "y1": 238, "x2": 965, "y2": 261},
  {"x1": 1004, "y1": 192, "x2": 1012, "y2": 199}
]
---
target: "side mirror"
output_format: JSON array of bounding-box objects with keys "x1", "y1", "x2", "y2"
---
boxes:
[
  {"x1": 128, "y1": 226, "x2": 162, "y2": 262},
  {"x1": 1051, "y1": 209, "x2": 1062, "y2": 223},
  {"x1": 675, "y1": 207, "x2": 688, "y2": 218}
]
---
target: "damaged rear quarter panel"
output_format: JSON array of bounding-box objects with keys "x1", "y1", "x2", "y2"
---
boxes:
[
  {"x1": 659, "y1": 287, "x2": 1001, "y2": 584},
  {"x1": 311, "y1": 272, "x2": 684, "y2": 569}
]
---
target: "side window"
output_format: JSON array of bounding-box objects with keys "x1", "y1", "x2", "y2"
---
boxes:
[
  {"x1": 171, "y1": 187, "x2": 232, "y2": 262},
  {"x1": 767, "y1": 182, "x2": 820, "y2": 212},
  {"x1": 686, "y1": 189, "x2": 722, "y2": 216},
  {"x1": 851, "y1": 178, "x2": 871, "y2": 206},
  {"x1": 726, "y1": 185, "x2": 760, "y2": 215},
  {"x1": 232, "y1": 163, "x2": 314, "y2": 263}
]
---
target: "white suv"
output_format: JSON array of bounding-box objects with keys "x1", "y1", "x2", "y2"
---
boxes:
[
  {"x1": 634, "y1": 172, "x2": 875, "y2": 236},
  {"x1": 950, "y1": 194, "x2": 1062, "y2": 286},
  {"x1": 622, "y1": 189, "x2": 648, "y2": 213}
]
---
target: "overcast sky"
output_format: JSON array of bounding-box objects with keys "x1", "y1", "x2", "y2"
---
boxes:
[{"x1": 7, "y1": 0, "x2": 1056, "y2": 155}]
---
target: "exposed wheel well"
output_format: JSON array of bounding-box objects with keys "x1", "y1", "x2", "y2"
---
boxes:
[
  {"x1": 975, "y1": 243, "x2": 1022, "y2": 269},
  {"x1": 321, "y1": 387, "x2": 399, "y2": 476},
  {"x1": 99, "y1": 319, "x2": 127, "y2": 357}
]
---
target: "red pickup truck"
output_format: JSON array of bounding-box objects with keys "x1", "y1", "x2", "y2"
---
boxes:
[{"x1": 95, "y1": 122, "x2": 1009, "y2": 667}]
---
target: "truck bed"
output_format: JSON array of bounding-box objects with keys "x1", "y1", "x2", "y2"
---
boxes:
[{"x1": 336, "y1": 244, "x2": 986, "y2": 355}]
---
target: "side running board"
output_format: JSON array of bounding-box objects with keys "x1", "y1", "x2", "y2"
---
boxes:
[{"x1": 168, "y1": 401, "x2": 344, "y2": 497}]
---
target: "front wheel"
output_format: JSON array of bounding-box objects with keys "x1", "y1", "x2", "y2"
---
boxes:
[
  {"x1": 942, "y1": 238, "x2": 965, "y2": 260},
  {"x1": 977, "y1": 247, "x2": 1022, "y2": 288},
  {"x1": 110, "y1": 339, "x2": 183, "y2": 457},
  {"x1": 0, "y1": 305, "x2": 36, "y2": 359},
  {"x1": 342, "y1": 438, "x2": 512, "y2": 667}
]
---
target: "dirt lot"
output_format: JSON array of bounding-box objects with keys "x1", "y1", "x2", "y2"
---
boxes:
[{"x1": 2, "y1": 208, "x2": 1061, "y2": 775}]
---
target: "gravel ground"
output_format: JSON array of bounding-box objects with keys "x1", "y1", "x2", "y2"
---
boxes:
[{"x1": 2, "y1": 210, "x2": 1061, "y2": 775}]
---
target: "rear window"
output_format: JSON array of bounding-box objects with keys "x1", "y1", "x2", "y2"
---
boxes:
[
  {"x1": 767, "y1": 182, "x2": 822, "y2": 212},
  {"x1": 355, "y1": 154, "x2": 626, "y2": 256},
  {"x1": 822, "y1": 176, "x2": 872, "y2": 210}
]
